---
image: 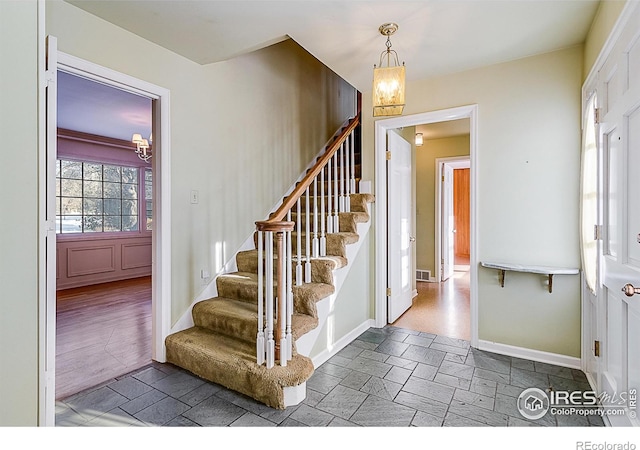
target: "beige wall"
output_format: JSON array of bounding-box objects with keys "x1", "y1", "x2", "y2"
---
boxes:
[
  {"x1": 416, "y1": 135, "x2": 470, "y2": 276},
  {"x1": 362, "y1": 46, "x2": 585, "y2": 357},
  {"x1": 47, "y1": 0, "x2": 356, "y2": 323},
  {"x1": 310, "y1": 230, "x2": 372, "y2": 358},
  {"x1": 0, "y1": 0, "x2": 40, "y2": 426}
]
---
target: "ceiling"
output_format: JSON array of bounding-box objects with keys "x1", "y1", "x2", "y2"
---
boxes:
[
  {"x1": 58, "y1": 71, "x2": 152, "y2": 141},
  {"x1": 59, "y1": 0, "x2": 602, "y2": 141}
]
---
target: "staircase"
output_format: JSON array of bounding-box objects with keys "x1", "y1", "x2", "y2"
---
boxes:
[{"x1": 165, "y1": 114, "x2": 374, "y2": 409}]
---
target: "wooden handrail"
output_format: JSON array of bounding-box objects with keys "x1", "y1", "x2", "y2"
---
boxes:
[
  {"x1": 262, "y1": 115, "x2": 360, "y2": 224},
  {"x1": 255, "y1": 220, "x2": 295, "y2": 233}
]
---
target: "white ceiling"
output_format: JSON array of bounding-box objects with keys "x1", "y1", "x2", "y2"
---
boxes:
[
  {"x1": 66, "y1": 0, "x2": 601, "y2": 90},
  {"x1": 417, "y1": 118, "x2": 470, "y2": 140},
  {"x1": 59, "y1": 0, "x2": 602, "y2": 141},
  {"x1": 58, "y1": 71, "x2": 152, "y2": 141}
]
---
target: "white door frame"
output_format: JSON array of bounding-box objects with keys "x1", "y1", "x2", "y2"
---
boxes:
[
  {"x1": 436, "y1": 157, "x2": 471, "y2": 283},
  {"x1": 374, "y1": 105, "x2": 479, "y2": 347},
  {"x1": 39, "y1": 49, "x2": 172, "y2": 425}
]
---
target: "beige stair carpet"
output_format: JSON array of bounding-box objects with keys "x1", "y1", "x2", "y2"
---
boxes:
[{"x1": 165, "y1": 193, "x2": 374, "y2": 409}]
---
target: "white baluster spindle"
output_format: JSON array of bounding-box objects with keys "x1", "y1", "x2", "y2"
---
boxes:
[
  {"x1": 333, "y1": 151, "x2": 340, "y2": 232},
  {"x1": 295, "y1": 198, "x2": 302, "y2": 286},
  {"x1": 312, "y1": 177, "x2": 319, "y2": 258},
  {"x1": 327, "y1": 157, "x2": 333, "y2": 234},
  {"x1": 265, "y1": 231, "x2": 275, "y2": 369},
  {"x1": 256, "y1": 230, "x2": 265, "y2": 365},
  {"x1": 320, "y1": 163, "x2": 326, "y2": 256},
  {"x1": 339, "y1": 142, "x2": 346, "y2": 212},
  {"x1": 305, "y1": 186, "x2": 312, "y2": 283},
  {"x1": 345, "y1": 132, "x2": 351, "y2": 212},
  {"x1": 278, "y1": 231, "x2": 287, "y2": 366},
  {"x1": 285, "y1": 212, "x2": 293, "y2": 361},
  {"x1": 350, "y1": 130, "x2": 357, "y2": 194}
]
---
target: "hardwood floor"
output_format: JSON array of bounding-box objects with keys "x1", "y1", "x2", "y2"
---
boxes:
[
  {"x1": 56, "y1": 276, "x2": 152, "y2": 400},
  {"x1": 392, "y1": 269, "x2": 470, "y2": 341}
]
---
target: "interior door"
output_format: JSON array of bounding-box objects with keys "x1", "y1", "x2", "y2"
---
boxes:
[
  {"x1": 387, "y1": 131, "x2": 413, "y2": 323},
  {"x1": 597, "y1": 3, "x2": 640, "y2": 426},
  {"x1": 441, "y1": 163, "x2": 454, "y2": 281},
  {"x1": 43, "y1": 35, "x2": 58, "y2": 426}
]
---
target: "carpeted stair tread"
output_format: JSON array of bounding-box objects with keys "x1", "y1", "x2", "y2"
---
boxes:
[
  {"x1": 192, "y1": 297, "x2": 259, "y2": 343},
  {"x1": 165, "y1": 327, "x2": 314, "y2": 409},
  {"x1": 236, "y1": 250, "x2": 347, "y2": 284},
  {"x1": 216, "y1": 271, "x2": 334, "y2": 317},
  {"x1": 193, "y1": 292, "x2": 331, "y2": 342},
  {"x1": 290, "y1": 211, "x2": 369, "y2": 233},
  {"x1": 292, "y1": 313, "x2": 318, "y2": 339},
  {"x1": 293, "y1": 282, "x2": 335, "y2": 318},
  {"x1": 216, "y1": 272, "x2": 262, "y2": 304}
]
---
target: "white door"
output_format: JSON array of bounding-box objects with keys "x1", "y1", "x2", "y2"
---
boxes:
[
  {"x1": 596, "y1": 2, "x2": 640, "y2": 426},
  {"x1": 441, "y1": 164, "x2": 455, "y2": 281},
  {"x1": 43, "y1": 35, "x2": 58, "y2": 426},
  {"x1": 387, "y1": 131, "x2": 413, "y2": 323}
]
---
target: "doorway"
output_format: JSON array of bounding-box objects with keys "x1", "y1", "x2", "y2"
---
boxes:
[
  {"x1": 374, "y1": 105, "x2": 478, "y2": 347},
  {"x1": 393, "y1": 130, "x2": 471, "y2": 340},
  {"x1": 41, "y1": 38, "x2": 172, "y2": 426},
  {"x1": 54, "y1": 70, "x2": 154, "y2": 400}
]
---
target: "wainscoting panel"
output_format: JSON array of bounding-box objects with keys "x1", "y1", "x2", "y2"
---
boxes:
[
  {"x1": 57, "y1": 235, "x2": 152, "y2": 290},
  {"x1": 122, "y1": 242, "x2": 152, "y2": 270},
  {"x1": 67, "y1": 245, "x2": 116, "y2": 277}
]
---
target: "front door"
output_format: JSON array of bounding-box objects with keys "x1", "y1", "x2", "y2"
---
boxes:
[
  {"x1": 387, "y1": 131, "x2": 413, "y2": 323},
  {"x1": 596, "y1": 2, "x2": 640, "y2": 426}
]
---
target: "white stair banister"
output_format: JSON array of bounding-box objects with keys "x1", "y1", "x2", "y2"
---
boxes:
[
  {"x1": 256, "y1": 230, "x2": 265, "y2": 365},
  {"x1": 350, "y1": 130, "x2": 357, "y2": 194},
  {"x1": 295, "y1": 198, "x2": 302, "y2": 286},
  {"x1": 327, "y1": 156, "x2": 333, "y2": 234},
  {"x1": 345, "y1": 133, "x2": 351, "y2": 212},
  {"x1": 305, "y1": 186, "x2": 312, "y2": 283},
  {"x1": 320, "y1": 164, "x2": 327, "y2": 256},
  {"x1": 285, "y1": 211, "x2": 293, "y2": 361},
  {"x1": 275, "y1": 231, "x2": 287, "y2": 366},
  {"x1": 333, "y1": 152, "x2": 340, "y2": 232},
  {"x1": 265, "y1": 231, "x2": 275, "y2": 369},
  {"x1": 312, "y1": 177, "x2": 319, "y2": 258},
  {"x1": 339, "y1": 141, "x2": 346, "y2": 212}
]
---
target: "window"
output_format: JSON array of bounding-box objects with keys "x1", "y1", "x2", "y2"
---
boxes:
[{"x1": 56, "y1": 159, "x2": 152, "y2": 234}]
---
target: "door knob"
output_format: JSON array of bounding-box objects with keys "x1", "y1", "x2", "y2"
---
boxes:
[
  {"x1": 622, "y1": 284, "x2": 640, "y2": 297},
  {"x1": 409, "y1": 236, "x2": 416, "y2": 242}
]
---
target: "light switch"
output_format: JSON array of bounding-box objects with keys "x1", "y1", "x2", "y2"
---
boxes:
[{"x1": 191, "y1": 190, "x2": 199, "y2": 204}]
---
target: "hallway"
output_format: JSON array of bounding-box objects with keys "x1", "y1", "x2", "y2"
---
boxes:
[{"x1": 393, "y1": 269, "x2": 470, "y2": 341}]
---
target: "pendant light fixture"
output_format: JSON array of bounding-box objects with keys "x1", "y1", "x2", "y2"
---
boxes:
[{"x1": 372, "y1": 23, "x2": 405, "y2": 117}]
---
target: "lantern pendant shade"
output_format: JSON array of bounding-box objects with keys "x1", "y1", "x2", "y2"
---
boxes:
[{"x1": 373, "y1": 65, "x2": 405, "y2": 117}]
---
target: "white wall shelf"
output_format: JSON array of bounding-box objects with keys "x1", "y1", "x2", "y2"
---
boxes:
[{"x1": 481, "y1": 261, "x2": 579, "y2": 293}]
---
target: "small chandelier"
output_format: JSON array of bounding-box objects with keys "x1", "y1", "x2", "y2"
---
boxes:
[
  {"x1": 131, "y1": 133, "x2": 152, "y2": 162},
  {"x1": 372, "y1": 23, "x2": 405, "y2": 117}
]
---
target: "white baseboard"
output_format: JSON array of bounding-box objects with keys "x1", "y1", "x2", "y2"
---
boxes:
[
  {"x1": 311, "y1": 319, "x2": 375, "y2": 368},
  {"x1": 478, "y1": 339, "x2": 581, "y2": 370},
  {"x1": 412, "y1": 289, "x2": 418, "y2": 299}
]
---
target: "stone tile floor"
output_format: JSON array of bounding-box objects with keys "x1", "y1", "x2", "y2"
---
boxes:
[{"x1": 55, "y1": 325, "x2": 605, "y2": 427}]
